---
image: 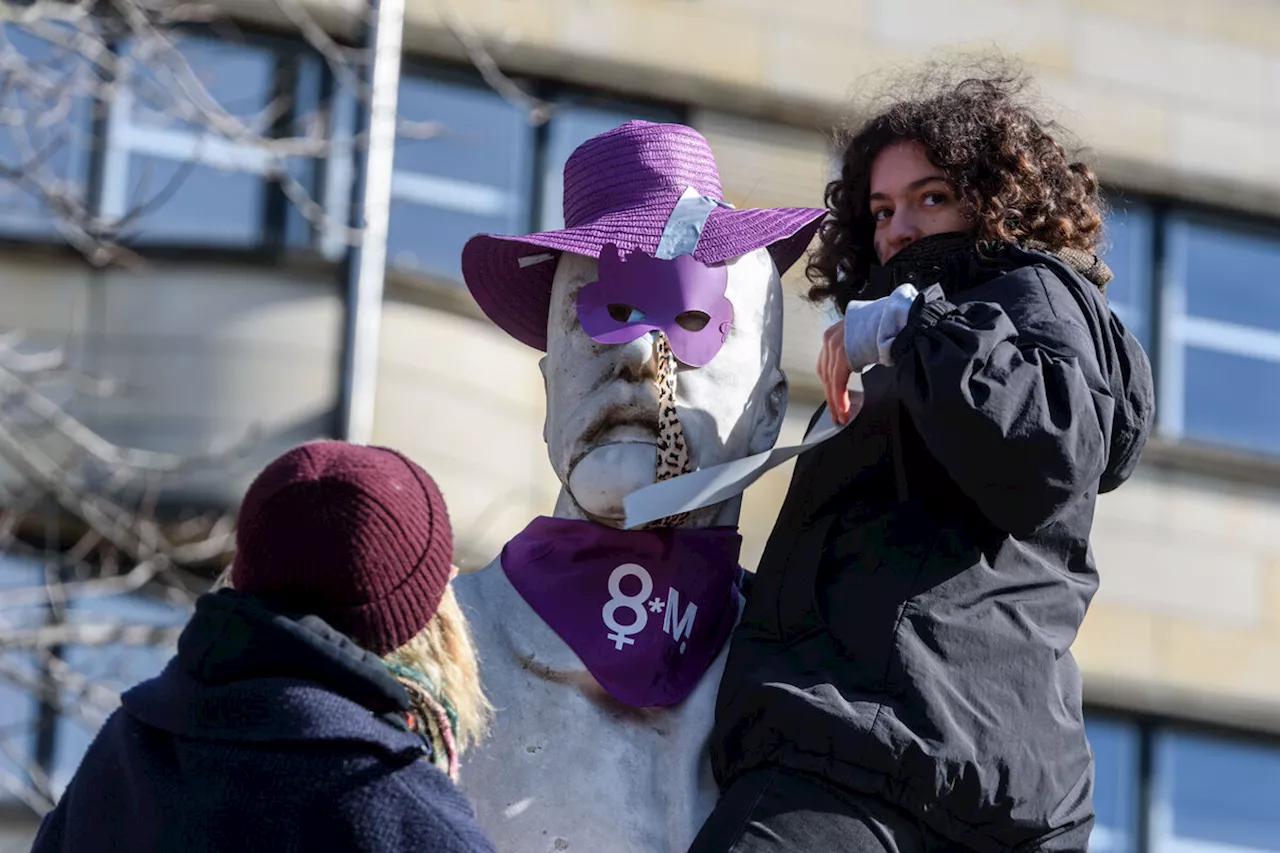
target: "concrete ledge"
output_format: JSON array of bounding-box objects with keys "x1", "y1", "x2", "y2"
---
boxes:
[
  {"x1": 1138, "y1": 436, "x2": 1280, "y2": 492},
  {"x1": 1086, "y1": 673, "x2": 1280, "y2": 739}
]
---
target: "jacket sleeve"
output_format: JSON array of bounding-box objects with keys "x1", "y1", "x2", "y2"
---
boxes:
[{"x1": 889, "y1": 268, "x2": 1112, "y2": 538}]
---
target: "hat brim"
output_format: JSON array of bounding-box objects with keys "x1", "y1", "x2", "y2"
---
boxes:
[{"x1": 461, "y1": 204, "x2": 827, "y2": 352}]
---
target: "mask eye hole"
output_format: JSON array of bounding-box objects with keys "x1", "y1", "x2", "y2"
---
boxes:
[
  {"x1": 674, "y1": 310, "x2": 710, "y2": 332},
  {"x1": 607, "y1": 303, "x2": 646, "y2": 323}
]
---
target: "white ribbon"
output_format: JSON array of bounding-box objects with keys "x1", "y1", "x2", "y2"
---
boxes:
[{"x1": 623, "y1": 408, "x2": 850, "y2": 529}]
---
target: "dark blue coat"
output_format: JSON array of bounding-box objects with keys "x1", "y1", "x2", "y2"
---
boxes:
[{"x1": 33, "y1": 589, "x2": 497, "y2": 853}]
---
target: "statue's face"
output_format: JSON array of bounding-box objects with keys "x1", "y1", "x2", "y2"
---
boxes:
[{"x1": 541, "y1": 247, "x2": 786, "y2": 527}]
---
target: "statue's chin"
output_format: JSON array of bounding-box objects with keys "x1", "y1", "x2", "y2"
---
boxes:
[{"x1": 566, "y1": 442, "x2": 657, "y2": 524}]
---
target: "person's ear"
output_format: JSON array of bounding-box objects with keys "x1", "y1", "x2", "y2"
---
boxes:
[{"x1": 747, "y1": 366, "x2": 788, "y2": 455}]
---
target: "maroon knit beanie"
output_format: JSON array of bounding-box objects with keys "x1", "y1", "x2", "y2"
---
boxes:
[{"x1": 231, "y1": 441, "x2": 453, "y2": 656}]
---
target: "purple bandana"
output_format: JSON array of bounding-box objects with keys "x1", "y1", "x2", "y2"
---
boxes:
[
  {"x1": 576, "y1": 243, "x2": 734, "y2": 367},
  {"x1": 501, "y1": 516, "x2": 742, "y2": 707}
]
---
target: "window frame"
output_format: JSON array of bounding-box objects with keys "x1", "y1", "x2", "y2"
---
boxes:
[{"x1": 95, "y1": 27, "x2": 326, "y2": 255}]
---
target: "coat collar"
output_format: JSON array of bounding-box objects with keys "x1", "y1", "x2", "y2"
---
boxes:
[{"x1": 121, "y1": 590, "x2": 423, "y2": 754}]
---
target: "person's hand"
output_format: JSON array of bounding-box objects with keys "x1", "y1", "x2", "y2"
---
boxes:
[
  {"x1": 818, "y1": 284, "x2": 920, "y2": 425},
  {"x1": 818, "y1": 319, "x2": 857, "y2": 424}
]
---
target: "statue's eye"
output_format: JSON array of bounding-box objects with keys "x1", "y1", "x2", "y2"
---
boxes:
[
  {"x1": 607, "y1": 303, "x2": 646, "y2": 323},
  {"x1": 674, "y1": 310, "x2": 711, "y2": 332}
]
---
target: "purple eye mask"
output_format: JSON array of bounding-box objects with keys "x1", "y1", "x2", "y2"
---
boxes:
[{"x1": 576, "y1": 243, "x2": 733, "y2": 367}]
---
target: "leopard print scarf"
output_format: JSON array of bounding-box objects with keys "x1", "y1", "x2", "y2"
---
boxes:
[
  {"x1": 646, "y1": 331, "x2": 691, "y2": 529},
  {"x1": 561, "y1": 331, "x2": 694, "y2": 528}
]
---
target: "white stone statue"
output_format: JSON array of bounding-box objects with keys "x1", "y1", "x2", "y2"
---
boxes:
[{"x1": 453, "y1": 120, "x2": 824, "y2": 852}]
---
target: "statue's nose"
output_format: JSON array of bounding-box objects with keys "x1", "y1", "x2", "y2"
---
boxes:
[{"x1": 612, "y1": 331, "x2": 658, "y2": 383}]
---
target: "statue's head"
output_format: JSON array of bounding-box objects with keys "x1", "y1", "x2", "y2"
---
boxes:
[{"x1": 462, "y1": 121, "x2": 826, "y2": 528}]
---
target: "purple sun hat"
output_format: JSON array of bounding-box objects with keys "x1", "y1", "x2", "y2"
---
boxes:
[{"x1": 461, "y1": 120, "x2": 828, "y2": 351}]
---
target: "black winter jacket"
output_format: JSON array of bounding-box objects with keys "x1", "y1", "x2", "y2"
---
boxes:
[
  {"x1": 33, "y1": 590, "x2": 496, "y2": 853},
  {"x1": 710, "y1": 244, "x2": 1155, "y2": 852}
]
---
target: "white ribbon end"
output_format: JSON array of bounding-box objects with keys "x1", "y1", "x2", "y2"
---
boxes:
[{"x1": 518, "y1": 253, "x2": 556, "y2": 269}]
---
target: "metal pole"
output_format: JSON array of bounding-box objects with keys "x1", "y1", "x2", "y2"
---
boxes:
[{"x1": 339, "y1": 0, "x2": 405, "y2": 444}]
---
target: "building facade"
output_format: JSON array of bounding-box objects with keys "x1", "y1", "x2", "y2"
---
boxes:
[{"x1": 1, "y1": 0, "x2": 1279, "y2": 849}]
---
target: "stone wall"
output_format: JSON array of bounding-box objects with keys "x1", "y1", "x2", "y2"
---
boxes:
[{"x1": 399, "y1": 0, "x2": 1280, "y2": 216}]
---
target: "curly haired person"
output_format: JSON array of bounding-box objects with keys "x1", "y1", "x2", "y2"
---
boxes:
[{"x1": 693, "y1": 70, "x2": 1155, "y2": 853}]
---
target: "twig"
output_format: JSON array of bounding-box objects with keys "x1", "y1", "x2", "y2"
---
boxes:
[{"x1": 0, "y1": 621, "x2": 184, "y2": 649}]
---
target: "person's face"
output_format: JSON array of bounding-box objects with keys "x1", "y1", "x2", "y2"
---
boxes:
[
  {"x1": 541, "y1": 248, "x2": 786, "y2": 527},
  {"x1": 869, "y1": 140, "x2": 969, "y2": 263}
]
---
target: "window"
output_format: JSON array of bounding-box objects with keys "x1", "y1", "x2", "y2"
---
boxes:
[
  {"x1": 1087, "y1": 715, "x2": 1142, "y2": 853},
  {"x1": 1101, "y1": 202, "x2": 1154, "y2": 351},
  {"x1": 1153, "y1": 728, "x2": 1280, "y2": 852},
  {"x1": 51, "y1": 595, "x2": 186, "y2": 797},
  {"x1": 383, "y1": 72, "x2": 535, "y2": 282},
  {"x1": 0, "y1": 23, "x2": 94, "y2": 237},
  {"x1": 101, "y1": 33, "x2": 322, "y2": 248},
  {"x1": 1095, "y1": 194, "x2": 1280, "y2": 462},
  {"x1": 1161, "y1": 215, "x2": 1280, "y2": 456},
  {"x1": 1084, "y1": 712, "x2": 1280, "y2": 853},
  {"x1": 0, "y1": 558, "x2": 41, "y2": 806},
  {"x1": 0, "y1": 553, "x2": 187, "y2": 807},
  {"x1": 0, "y1": 26, "x2": 686, "y2": 282},
  {"x1": 537, "y1": 98, "x2": 682, "y2": 232}
]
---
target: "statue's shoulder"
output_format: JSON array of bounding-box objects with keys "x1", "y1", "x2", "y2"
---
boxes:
[
  {"x1": 453, "y1": 557, "x2": 544, "y2": 650},
  {"x1": 454, "y1": 549, "x2": 586, "y2": 677},
  {"x1": 453, "y1": 557, "x2": 508, "y2": 616}
]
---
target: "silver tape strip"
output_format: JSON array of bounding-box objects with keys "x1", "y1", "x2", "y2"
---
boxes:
[{"x1": 654, "y1": 186, "x2": 734, "y2": 259}]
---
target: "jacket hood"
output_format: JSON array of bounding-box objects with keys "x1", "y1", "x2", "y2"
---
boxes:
[
  {"x1": 1008, "y1": 244, "x2": 1155, "y2": 492},
  {"x1": 121, "y1": 590, "x2": 423, "y2": 754}
]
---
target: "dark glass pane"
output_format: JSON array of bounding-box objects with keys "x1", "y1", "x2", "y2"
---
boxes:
[
  {"x1": 0, "y1": 670, "x2": 33, "y2": 803},
  {"x1": 387, "y1": 74, "x2": 532, "y2": 281},
  {"x1": 1085, "y1": 715, "x2": 1140, "y2": 853},
  {"x1": 0, "y1": 557, "x2": 48, "y2": 804},
  {"x1": 394, "y1": 75, "x2": 531, "y2": 184},
  {"x1": 1158, "y1": 728, "x2": 1280, "y2": 851},
  {"x1": 539, "y1": 101, "x2": 681, "y2": 231},
  {"x1": 387, "y1": 198, "x2": 515, "y2": 281},
  {"x1": 0, "y1": 23, "x2": 93, "y2": 236},
  {"x1": 1100, "y1": 202, "x2": 1153, "y2": 349},
  {"x1": 52, "y1": 594, "x2": 188, "y2": 796},
  {"x1": 1183, "y1": 346, "x2": 1280, "y2": 455},
  {"x1": 121, "y1": 155, "x2": 265, "y2": 245},
  {"x1": 126, "y1": 34, "x2": 277, "y2": 133},
  {"x1": 1180, "y1": 216, "x2": 1280, "y2": 332}
]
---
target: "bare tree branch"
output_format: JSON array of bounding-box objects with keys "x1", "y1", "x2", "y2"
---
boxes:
[
  {"x1": 0, "y1": 621, "x2": 184, "y2": 649},
  {"x1": 0, "y1": 0, "x2": 552, "y2": 263},
  {"x1": 435, "y1": 0, "x2": 552, "y2": 125},
  {"x1": 0, "y1": 332, "x2": 239, "y2": 811}
]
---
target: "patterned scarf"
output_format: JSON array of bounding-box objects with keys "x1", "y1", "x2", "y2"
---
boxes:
[{"x1": 384, "y1": 660, "x2": 461, "y2": 781}]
